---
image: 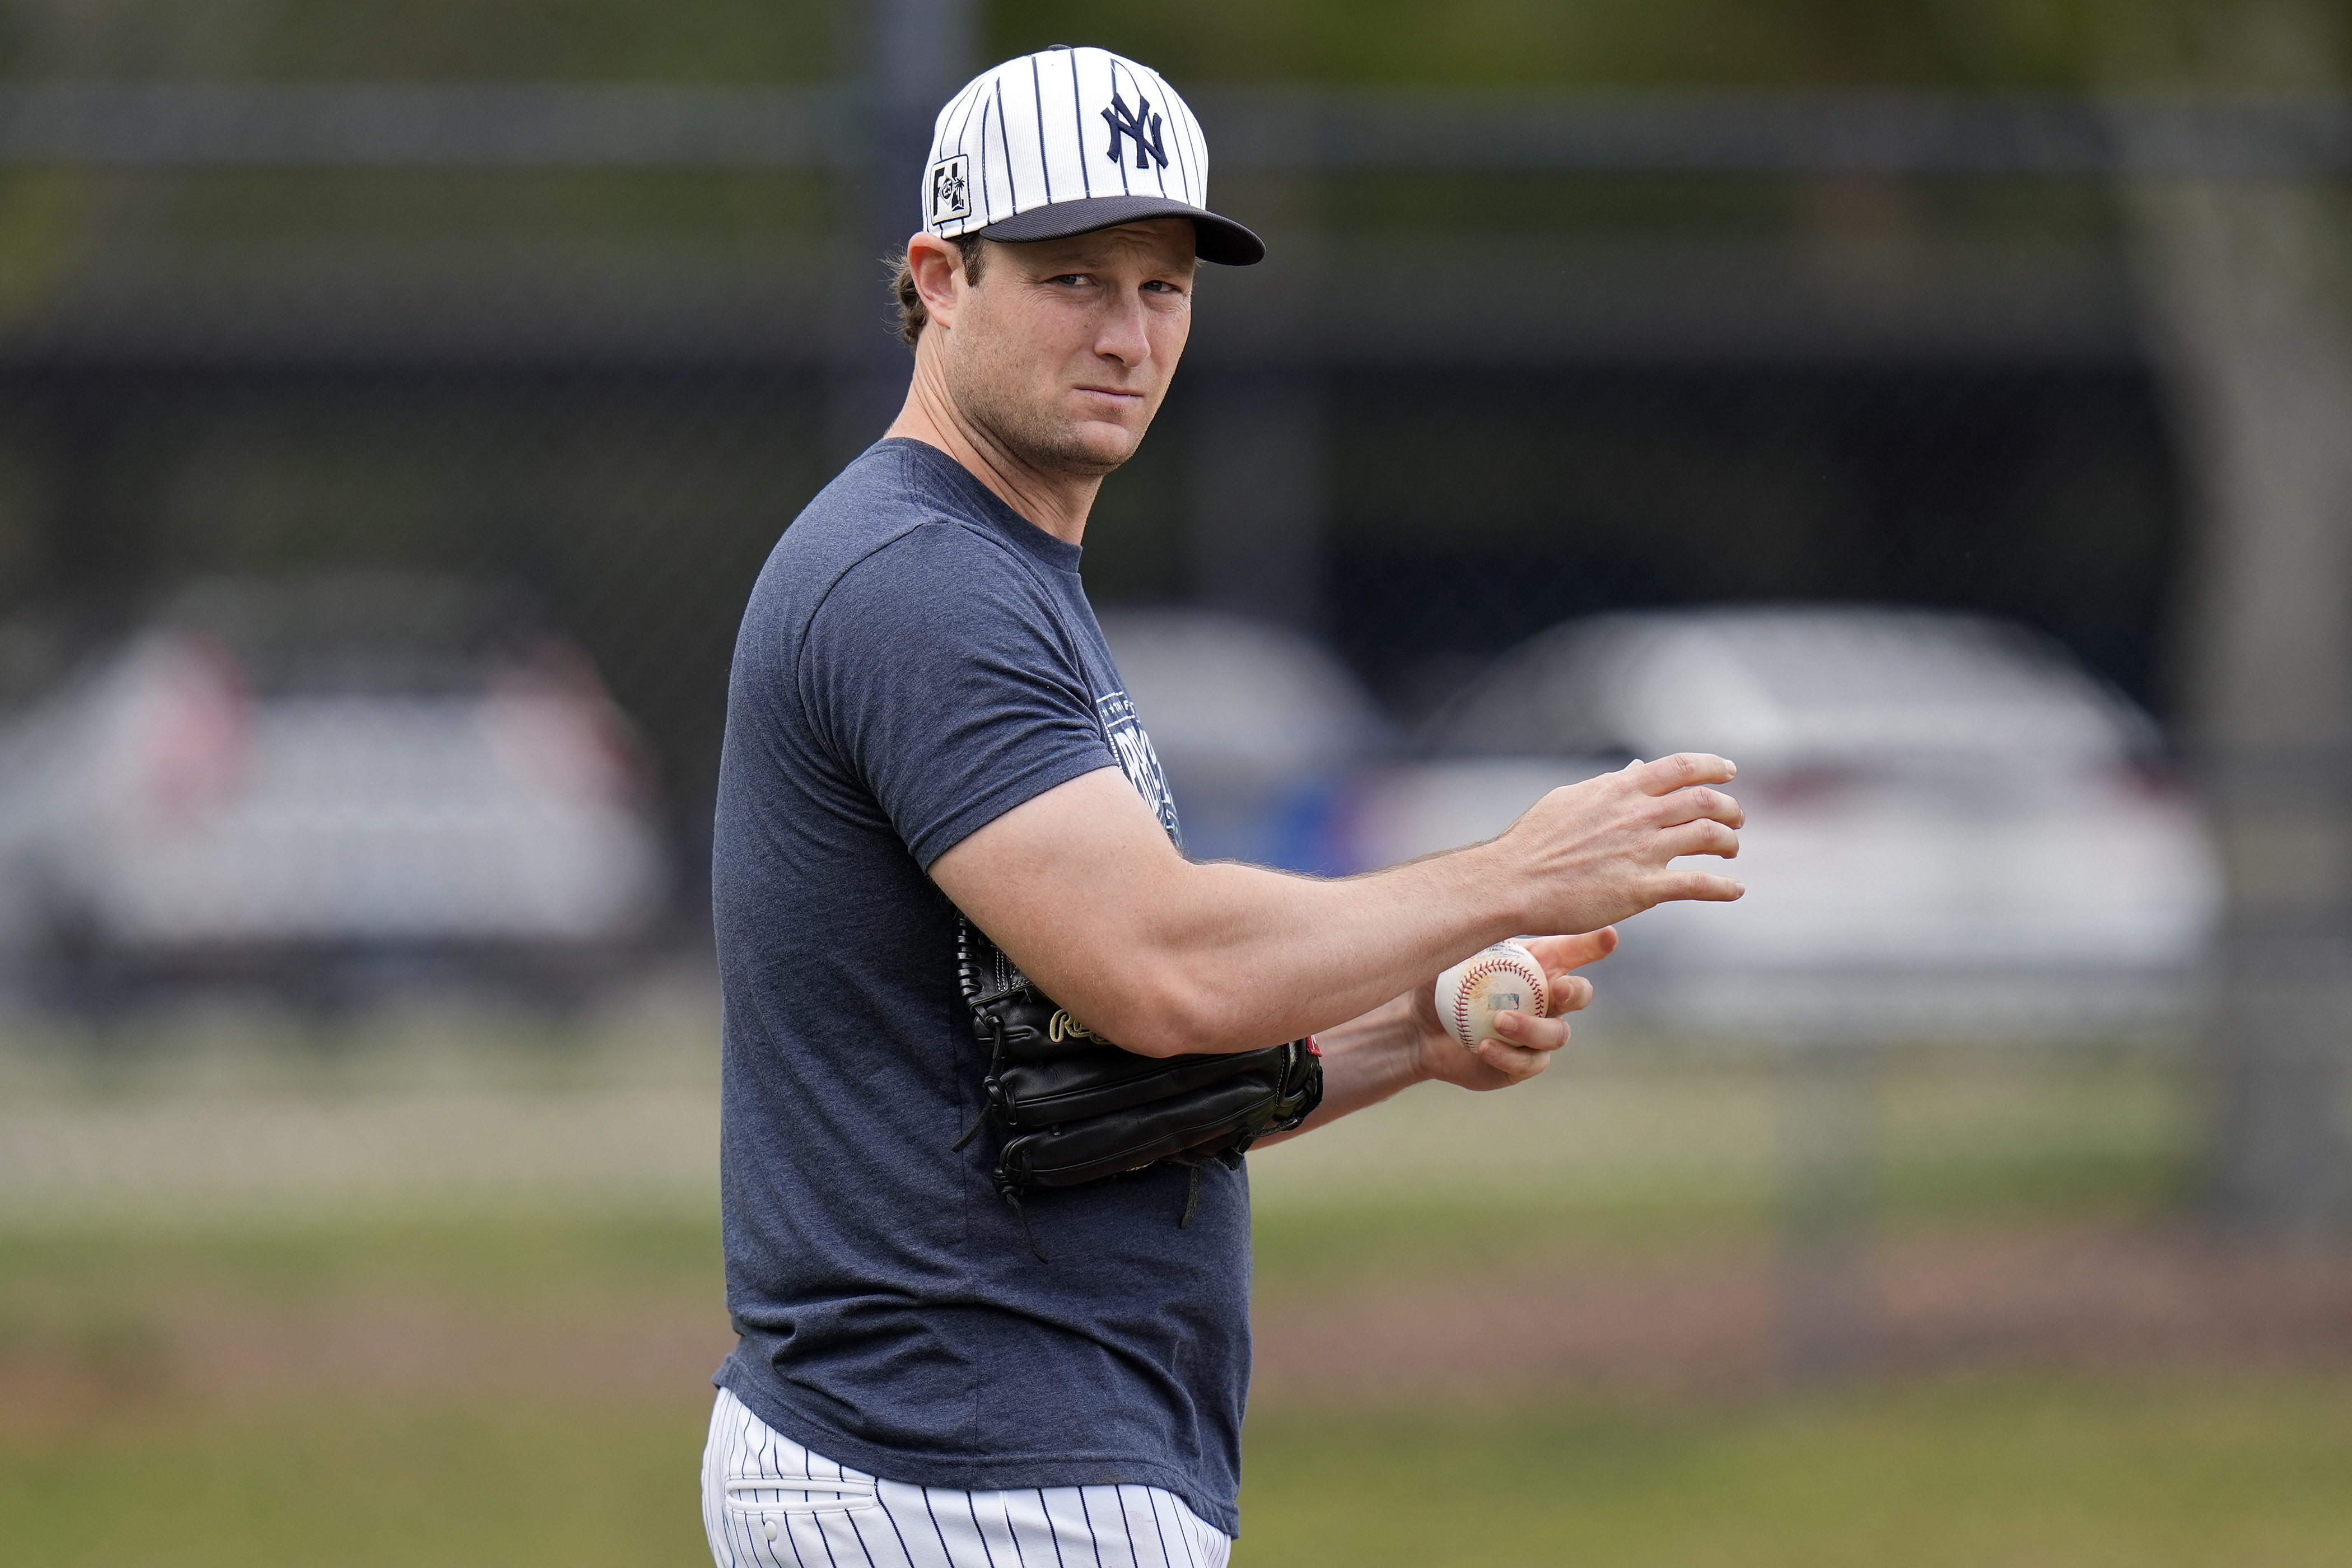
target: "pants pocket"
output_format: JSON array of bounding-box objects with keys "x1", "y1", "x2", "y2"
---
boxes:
[{"x1": 724, "y1": 1473, "x2": 880, "y2": 1518}]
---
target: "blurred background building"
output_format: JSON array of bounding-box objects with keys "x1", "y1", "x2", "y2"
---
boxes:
[{"x1": 3, "y1": 3, "x2": 2351, "y2": 1564}]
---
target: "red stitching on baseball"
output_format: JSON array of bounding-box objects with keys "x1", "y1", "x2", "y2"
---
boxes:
[{"x1": 1450, "y1": 949, "x2": 1545, "y2": 1046}]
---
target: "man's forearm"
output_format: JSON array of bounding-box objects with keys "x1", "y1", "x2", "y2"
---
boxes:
[
  {"x1": 1122, "y1": 851, "x2": 1526, "y2": 1055},
  {"x1": 934, "y1": 755, "x2": 1741, "y2": 1060},
  {"x1": 940, "y1": 770, "x2": 1532, "y2": 1058},
  {"x1": 1250, "y1": 991, "x2": 1428, "y2": 1150}
]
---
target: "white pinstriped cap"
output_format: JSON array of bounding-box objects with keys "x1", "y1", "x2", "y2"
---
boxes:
[{"x1": 920, "y1": 45, "x2": 1264, "y2": 267}]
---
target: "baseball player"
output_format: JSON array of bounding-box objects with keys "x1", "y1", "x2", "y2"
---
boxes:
[{"x1": 703, "y1": 45, "x2": 1743, "y2": 1568}]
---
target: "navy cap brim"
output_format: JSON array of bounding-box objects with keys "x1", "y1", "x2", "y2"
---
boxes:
[{"x1": 974, "y1": 194, "x2": 1265, "y2": 267}]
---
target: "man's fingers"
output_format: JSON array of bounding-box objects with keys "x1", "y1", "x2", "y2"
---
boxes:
[
  {"x1": 1524, "y1": 927, "x2": 1618, "y2": 974},
  {"x1": 1472, "y1": 1033, "x2": 1555, "y2": 1081},
  {"x1": 1658, "y1": 820, "x2": 1740, "y2": 861},
  {"x1": 1543, "y1": 973, "x2": 1596, "y2": 1015},
  {"x1": 1651, "y1": 785, "x2": 1744, "y2": 830},
  {"x1": 1490, "y1": 1009, "x2": 1570, "y2": 1052},
  {"x1": 1627, "y1": 753, "x2": 1736, "y2": 796},
  {"x1": 1656, "y1": 869, "x2": 1746, "y2": 903}
]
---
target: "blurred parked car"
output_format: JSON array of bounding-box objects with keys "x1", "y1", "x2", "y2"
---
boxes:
[
  {"x1": 1350, "y1": 606, "x2": 2224, "y2": 1035},
  {"x1": 1100, "y1": 609, "x2": 1389, "y2": 872},
  {"x1": 0, "y1": 575, "x2": 670, "y2": 1002}
]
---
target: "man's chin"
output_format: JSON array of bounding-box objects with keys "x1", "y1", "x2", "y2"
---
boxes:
[
  {"x1": 1071, "y1": 421, "x2": 1144, "y2": 468},
  {"x1": 1023, "y1": 421, "x2": 1141, "y2": 477}
]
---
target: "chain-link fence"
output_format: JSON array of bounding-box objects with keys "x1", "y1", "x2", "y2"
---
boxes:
[
  {"x1": 0, "y1": 87, "x2": 2332, "y2": 1044},
  {"x1": 0, "y1": 80, "x2": 2348, "y2": 1480}
]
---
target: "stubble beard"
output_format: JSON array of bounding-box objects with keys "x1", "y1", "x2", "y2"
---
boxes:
[{"x1": 946, "y1": 339, "x2": 1149, "y2": 481}]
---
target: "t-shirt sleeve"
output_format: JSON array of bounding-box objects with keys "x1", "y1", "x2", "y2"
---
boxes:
[{"x1": 797, "y1": 521, "x2": 1117, "y2": 870}]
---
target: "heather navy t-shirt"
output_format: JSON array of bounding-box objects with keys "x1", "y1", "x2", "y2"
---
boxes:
[{"x1": 711, "y1": 438, "x2": 1246, "y2": 1535}]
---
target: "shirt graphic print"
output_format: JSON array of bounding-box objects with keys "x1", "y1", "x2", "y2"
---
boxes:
[{"x1": 1096, "y1": 689, "x2": 1180, "y2": 848}]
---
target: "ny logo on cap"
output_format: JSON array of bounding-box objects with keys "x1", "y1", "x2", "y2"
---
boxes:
[
  {"x1": 928, "y1": 155, "x2": 971, "y2": 221},
  {"x1": 1101, "y1": 92, "x2": 1167, "y2": 171}
]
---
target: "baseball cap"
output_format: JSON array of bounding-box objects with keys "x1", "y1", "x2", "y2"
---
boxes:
[{"x1": 920, "y1": 45, "x2": 1265, "y2": 267}]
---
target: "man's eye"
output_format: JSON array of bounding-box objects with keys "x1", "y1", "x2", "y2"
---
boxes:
[{"x1": 1051, "y1": 273, "x2": 1091, "y2": 286}]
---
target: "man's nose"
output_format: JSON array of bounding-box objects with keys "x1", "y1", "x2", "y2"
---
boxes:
[{"x1": 1093, "y1": 293, "x2": 1152, "y2": 367}]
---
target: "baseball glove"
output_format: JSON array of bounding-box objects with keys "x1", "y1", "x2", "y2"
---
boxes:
[{"x1": 952, "y1": 917, "x2": 1322, "y2": 1258}]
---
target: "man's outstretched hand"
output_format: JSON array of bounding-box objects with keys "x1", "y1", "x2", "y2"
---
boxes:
[
  {"x1": 1488, "y1": 753, "x2": 1744, "y2": 937},
  {"x1": 1411, "y1": 928, "x2": 1620, "y2": 1091},
  {"x1": 1410, "y1": 752, "x2": 1742, "y2": 1089}
]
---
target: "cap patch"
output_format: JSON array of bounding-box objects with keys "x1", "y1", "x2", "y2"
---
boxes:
[{"x1": 927, "y1": 154, "x2": 972, "y2": 223}]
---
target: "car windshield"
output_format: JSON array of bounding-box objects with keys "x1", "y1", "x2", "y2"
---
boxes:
[{"x1": 1421, "y1": 607, "x2": 2154, "y2": 767}]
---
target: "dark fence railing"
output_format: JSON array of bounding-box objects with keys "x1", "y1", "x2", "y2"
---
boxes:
[{"x1": 0, "y1": 83, "x2": 2344, "y2": 174}]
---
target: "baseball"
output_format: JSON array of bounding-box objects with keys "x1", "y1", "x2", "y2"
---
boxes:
[{"x1": 1434, "y1": 939, "x2": 1551, "y2": 1051}]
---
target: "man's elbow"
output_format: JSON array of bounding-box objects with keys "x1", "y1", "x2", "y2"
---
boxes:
[{"x1": 1096, "y1": 972, "x2": 1235, "y2": 1059}]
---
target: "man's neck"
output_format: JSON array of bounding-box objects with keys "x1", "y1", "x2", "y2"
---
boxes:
[{"x1": 883, "y1": 357, "x2": 1101, "y2": 547}]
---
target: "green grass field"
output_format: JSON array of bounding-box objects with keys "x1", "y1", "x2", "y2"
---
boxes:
[
  {"x1": 1, "y1": 1398, "x2": 715, "y2": 1568},
  {"x1": 8, "y1": 1374, "x2": 2352, "y2": 1567},
  {"x1": 1240, "y1": 1382, "x2": 2352, "y2": 1568},
  {"x1": 7, "y1": 1040, "x2": 2346, "y2": 1566}
]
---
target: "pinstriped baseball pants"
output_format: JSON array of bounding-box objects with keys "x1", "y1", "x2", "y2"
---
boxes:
[{"x1": 702, "y1": 1387, "x2": 1234, "y2": 1568}]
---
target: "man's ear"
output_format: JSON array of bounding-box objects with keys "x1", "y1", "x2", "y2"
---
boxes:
[{"x1": 907, "y1": 234, "x2": 969, "y2": 332}]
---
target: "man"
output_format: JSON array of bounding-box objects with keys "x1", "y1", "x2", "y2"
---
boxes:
[{"x1": 703, "y1": 45, "x2": 1742, "y2": 1568}]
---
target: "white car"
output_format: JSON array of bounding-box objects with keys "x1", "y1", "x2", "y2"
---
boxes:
[
  {"x1": 0, "y1": 576, "x2": 670, "y2": 999},
  {"x1": 1348, "y1": 606, "x2": 2224, "y2": 1037}
]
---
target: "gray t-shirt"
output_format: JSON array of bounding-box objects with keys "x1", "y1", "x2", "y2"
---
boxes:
[{"x1": 711, "y1": 438, "x2": 1247, "y2": 1536}]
